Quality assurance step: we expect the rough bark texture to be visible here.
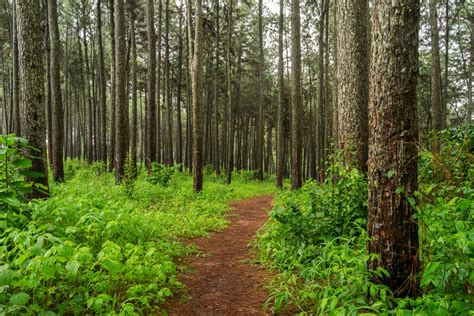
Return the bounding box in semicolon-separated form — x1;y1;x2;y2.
290;0;302;190
48;0;64;182
429;0;443;132
192;0;204;193
114;0;128;181
108;0;116;172
97;0;107;163
336;0;369;170
276;0;285;188
12;0;20;136
146;0;156;168
469;13;473;123
368;0;420;297
130;2;138;176
16;0;49;198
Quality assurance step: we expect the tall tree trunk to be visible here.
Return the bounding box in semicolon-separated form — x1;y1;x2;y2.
276;0;285;188
336;0;369;170
97;0;107;163
48;0;64;182
44;0;53;170
256;0;265;180
290;0;302;190
12;0;20;136
443;0;449;129
176;2;184;171
368;0;420;297
213;0;221;175
429;0;443;134
192;0;204;192
108;0;116;172
165;0;173;166
468;13;473;123
16;0;49;198
157;0;163;163
130;0;138;176
226;0;234;185
146;0;156;168
114;0;128;181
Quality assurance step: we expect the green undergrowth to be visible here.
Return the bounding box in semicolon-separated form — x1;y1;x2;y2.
0;141;275;315
254;125;473;315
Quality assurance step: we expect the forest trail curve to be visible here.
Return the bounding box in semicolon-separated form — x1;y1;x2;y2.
165;195;274;315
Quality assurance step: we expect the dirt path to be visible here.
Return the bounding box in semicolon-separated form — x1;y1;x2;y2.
165;195;274;315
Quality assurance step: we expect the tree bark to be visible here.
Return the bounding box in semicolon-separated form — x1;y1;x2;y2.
97;0;107;163
290;0;302;190
48;0;64;182
368;0;420;297
146;0;157;168
429;0;443;133
192;0;204;192
336;0;369;170
114;0;128;181
16;0;49;198
276;0;285;188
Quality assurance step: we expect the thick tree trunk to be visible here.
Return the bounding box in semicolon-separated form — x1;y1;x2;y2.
336;0;369;170
368;0;420;297
16;0;49;198
48;0;64;182
290;0;302;190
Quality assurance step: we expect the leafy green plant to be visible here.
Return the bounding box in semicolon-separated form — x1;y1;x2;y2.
147;162;175;187
255;127;473;314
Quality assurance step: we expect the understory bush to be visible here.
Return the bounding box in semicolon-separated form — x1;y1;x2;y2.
254;125;473;315
0;136;276;315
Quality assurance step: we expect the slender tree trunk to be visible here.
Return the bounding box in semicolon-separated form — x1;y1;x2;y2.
368;0;420;297
213;0;221;175
226;0;234;185
290;0;302;190
176;2;184;171
108;0;116;172
12;0;20;136
276;0;285;188
429;0;443;134
146;0;156;168
192;0;204;192
114;0;128;181
97;0;107;163
336;0;369;170
130;0;138;177
16;0;49;198
44;0;53;170
256;0;265;180
165;0;173;166
48;0;64;182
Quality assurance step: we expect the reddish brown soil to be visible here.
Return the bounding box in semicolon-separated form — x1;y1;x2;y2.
165;195;274;315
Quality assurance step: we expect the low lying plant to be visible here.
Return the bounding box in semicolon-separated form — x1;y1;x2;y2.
254;125;473;315
0;138;276;314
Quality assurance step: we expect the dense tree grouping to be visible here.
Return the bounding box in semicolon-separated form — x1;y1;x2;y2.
0;0;472;303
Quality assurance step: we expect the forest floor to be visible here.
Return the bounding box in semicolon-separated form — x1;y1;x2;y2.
165;195;274;315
